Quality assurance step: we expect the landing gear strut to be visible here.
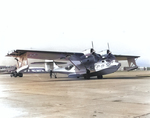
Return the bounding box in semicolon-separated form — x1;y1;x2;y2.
84;69;90;79
54;74;57;78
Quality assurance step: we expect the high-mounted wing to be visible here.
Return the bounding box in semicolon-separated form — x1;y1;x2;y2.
114;54;140;60
6;49;84;72
6;49;84;61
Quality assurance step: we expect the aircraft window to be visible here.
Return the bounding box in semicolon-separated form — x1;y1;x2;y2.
65;65;74;70
106;59;111;62
115;60;118;62
102;60;104;63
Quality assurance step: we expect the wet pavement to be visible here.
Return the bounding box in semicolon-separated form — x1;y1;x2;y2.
0;71;150;118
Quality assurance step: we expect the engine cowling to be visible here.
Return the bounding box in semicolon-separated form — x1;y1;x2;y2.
82;48;95;57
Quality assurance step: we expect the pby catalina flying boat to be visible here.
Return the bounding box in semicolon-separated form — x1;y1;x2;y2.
6;43;140;79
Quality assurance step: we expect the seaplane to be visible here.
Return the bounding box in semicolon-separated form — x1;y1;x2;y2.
6;43;140;79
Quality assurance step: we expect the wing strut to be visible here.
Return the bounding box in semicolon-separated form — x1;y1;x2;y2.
68;58;80;70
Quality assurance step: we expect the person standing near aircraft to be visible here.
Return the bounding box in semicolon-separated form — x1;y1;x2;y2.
50;70;52;78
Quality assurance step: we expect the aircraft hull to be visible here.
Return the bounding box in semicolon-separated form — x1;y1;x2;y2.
68;63;121;78
90;63;121;77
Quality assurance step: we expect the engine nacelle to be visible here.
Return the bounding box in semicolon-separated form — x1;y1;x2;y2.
82;48;95;57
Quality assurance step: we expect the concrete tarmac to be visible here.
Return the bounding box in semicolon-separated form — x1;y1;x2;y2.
0;71;150;118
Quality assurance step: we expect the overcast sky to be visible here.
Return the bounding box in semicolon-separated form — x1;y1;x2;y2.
0;0;150;66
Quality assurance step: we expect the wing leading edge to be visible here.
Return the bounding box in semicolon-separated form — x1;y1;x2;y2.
114;54;140;60
7;49;140;60
6;49;84;61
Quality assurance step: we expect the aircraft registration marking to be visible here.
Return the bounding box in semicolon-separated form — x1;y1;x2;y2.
28;53;38;57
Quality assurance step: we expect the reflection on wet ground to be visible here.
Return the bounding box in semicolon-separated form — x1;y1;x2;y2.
0;71;150;118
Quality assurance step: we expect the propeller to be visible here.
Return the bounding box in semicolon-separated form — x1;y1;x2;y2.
107;43;110;50
107;43;111;54
92;41;94;49
91;41;95;53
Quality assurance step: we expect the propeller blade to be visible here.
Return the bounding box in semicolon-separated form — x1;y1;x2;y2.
107;43;110;50
92;41;94;49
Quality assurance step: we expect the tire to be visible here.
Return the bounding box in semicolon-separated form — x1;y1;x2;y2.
14;72;18;77
18;73;23;77
84;75;90;79
97;75;103;79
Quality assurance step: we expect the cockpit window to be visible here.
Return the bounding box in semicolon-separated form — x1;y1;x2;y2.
106;53;116;60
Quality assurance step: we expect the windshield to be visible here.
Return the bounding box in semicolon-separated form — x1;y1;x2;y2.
106;53;116;60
